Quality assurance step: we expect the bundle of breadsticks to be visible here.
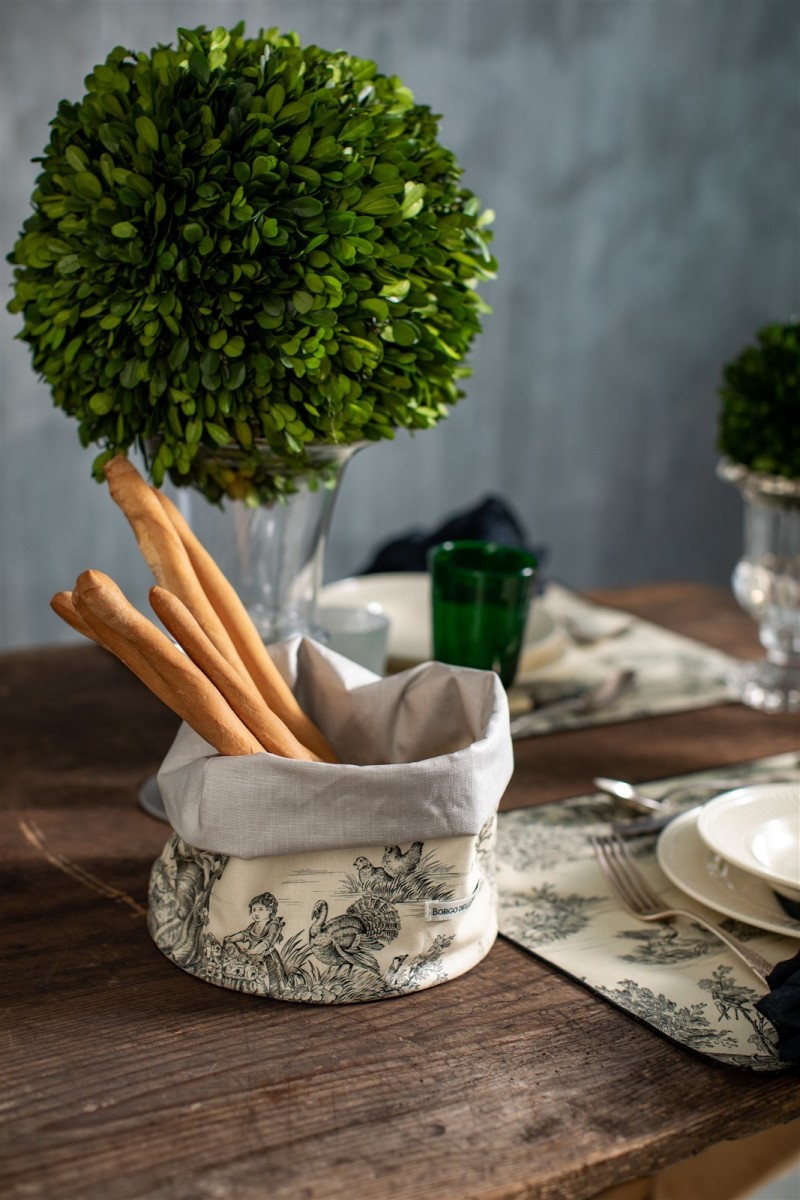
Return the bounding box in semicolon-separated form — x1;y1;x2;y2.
51;456;338;765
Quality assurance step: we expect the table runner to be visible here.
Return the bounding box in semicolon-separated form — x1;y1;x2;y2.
496;753;800;1071
512;583;736;734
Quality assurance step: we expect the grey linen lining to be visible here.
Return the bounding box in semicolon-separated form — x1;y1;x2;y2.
157;638;513;858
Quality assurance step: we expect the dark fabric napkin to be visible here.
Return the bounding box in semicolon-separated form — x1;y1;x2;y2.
358;494;546;577
755;949;800;1065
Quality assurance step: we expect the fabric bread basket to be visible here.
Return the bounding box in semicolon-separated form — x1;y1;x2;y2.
148;637;513;1004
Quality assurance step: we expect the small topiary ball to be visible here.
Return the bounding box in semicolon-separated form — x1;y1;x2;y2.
717;319;800;481
7;24;496;504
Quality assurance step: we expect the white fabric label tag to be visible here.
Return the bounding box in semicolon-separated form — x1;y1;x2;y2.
425;881;481;922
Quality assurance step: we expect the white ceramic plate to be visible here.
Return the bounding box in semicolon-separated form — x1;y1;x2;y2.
656;807;800;939
696;783;800;901
320;572;567;670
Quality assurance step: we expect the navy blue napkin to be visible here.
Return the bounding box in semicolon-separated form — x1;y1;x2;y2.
755;949;800;1065
775;891;800;921
359;494;546;578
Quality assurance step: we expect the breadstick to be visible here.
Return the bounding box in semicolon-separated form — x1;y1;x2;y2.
153;487;338;764
150;586;319;762
103;457;251;682
72;570;264;757
50;591;99;643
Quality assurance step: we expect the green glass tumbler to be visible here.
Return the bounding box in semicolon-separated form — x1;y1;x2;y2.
429;540;539;686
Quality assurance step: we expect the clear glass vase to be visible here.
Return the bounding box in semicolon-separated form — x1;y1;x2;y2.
719;460;800;713
168;442;363;644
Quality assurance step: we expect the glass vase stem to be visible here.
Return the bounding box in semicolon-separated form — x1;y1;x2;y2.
170;443;362;644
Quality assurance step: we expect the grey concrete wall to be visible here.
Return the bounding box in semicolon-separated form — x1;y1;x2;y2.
2;0;798;647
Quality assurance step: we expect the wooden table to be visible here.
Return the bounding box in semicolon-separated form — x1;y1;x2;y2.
2;583;799;1200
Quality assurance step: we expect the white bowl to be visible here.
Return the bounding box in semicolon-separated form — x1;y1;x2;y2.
696;783;800;902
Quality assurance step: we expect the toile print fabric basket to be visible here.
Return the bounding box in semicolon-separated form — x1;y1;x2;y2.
148;638;513;1004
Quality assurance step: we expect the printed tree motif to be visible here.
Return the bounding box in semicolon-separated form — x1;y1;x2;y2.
596;979;738;1052
385;934;455;992
148;835;228;970
501;883;603;946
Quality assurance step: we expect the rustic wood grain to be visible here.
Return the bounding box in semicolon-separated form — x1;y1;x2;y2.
2;584;799;1200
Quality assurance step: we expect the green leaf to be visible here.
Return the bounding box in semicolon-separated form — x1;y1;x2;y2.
354;190;400;216
89;392;114;414
112;221;136;239
289;126;312;163
177;27;204;53
98;124;121;153
291;165;321;186
234;419;253;447
182;223;204;244
169;337;190;370
361;298;389;320
135;115;160;151
400;181;426;218
154;191;167;223
188;49;211;85
392;320;418;346
252;155;277;177
266;83;285;116
379;278;411;301
73;171;103;200
292;291;314;314
120;359;140;389
278;100;310;124
65;146;88;172
286;196;323;218
227;361;246;389
205;421;231;446
223;336;245;357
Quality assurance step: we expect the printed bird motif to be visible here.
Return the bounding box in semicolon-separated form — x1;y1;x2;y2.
385;955;409;989
308;897;400;977
353;856;394;891
382;841;423;878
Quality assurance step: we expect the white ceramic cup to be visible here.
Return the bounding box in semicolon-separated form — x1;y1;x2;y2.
318;604;390;676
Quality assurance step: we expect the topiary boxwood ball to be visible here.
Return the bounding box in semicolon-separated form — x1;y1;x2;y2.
718;320;800;481
8;24;496;503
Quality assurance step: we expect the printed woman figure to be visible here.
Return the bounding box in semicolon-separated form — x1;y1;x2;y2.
223;892;288;995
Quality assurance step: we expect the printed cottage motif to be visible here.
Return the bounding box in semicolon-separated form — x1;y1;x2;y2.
148;817;498;1004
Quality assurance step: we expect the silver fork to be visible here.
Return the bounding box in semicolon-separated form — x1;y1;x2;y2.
591;832;774;987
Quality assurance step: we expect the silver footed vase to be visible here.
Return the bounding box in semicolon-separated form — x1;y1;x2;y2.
719;459;800;713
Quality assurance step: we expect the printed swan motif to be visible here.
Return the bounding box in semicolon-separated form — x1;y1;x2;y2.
309;896;400;976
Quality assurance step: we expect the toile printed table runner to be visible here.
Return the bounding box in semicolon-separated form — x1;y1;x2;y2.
496;753;800;1071
512;583;736;734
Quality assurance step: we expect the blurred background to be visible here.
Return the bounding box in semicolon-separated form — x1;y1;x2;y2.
2;0;798;648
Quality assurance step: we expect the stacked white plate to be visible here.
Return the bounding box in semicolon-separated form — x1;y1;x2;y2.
657;783;800;938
